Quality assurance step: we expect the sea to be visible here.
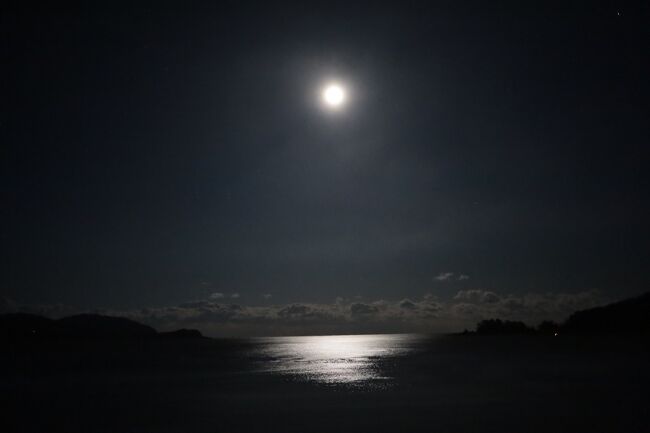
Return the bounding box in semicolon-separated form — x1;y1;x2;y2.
2;334;648;433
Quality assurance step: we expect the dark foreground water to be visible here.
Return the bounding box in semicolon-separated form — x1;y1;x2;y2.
2;334;649;433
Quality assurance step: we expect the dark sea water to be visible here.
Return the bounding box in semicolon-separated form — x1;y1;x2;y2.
3;334;649;433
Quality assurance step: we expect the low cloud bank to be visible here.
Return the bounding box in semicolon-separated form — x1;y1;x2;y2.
1;289;607;337
109;289;607;337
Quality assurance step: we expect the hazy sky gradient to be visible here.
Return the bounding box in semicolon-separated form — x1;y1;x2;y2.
2;2;648;327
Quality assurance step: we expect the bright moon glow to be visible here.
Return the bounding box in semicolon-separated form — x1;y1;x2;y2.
322;83;346;108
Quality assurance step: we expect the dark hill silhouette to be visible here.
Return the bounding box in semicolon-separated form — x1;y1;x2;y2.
466;292;650;336
474;319;536;335
0;313;202;341
562;292;650;335
159;328;204;339
56;314;157;339
0;313;56;339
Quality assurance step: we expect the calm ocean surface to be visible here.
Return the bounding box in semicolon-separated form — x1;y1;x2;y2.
248;334;425;385
3;334;649;433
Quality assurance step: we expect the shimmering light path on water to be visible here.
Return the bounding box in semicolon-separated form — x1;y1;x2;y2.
249;334;424;385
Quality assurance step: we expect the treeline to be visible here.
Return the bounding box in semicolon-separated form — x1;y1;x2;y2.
465;292;650;336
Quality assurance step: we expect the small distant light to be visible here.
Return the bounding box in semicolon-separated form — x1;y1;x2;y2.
554;332;558;337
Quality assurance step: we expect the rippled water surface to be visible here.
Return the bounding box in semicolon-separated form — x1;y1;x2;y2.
4;334;649;433
249;334;424;385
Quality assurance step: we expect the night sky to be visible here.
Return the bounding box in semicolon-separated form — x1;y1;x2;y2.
2;1;649;334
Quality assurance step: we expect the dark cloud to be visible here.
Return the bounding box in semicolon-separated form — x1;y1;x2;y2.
349;303;380;318
1;289;609;337
127;289;610;336
277;304;335;322
454;289;500;304
448;290;606;325
0;297;77;318
0;297;17;314
399;299;417;310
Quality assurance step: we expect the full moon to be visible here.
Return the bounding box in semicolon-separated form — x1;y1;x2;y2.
322;83;346;109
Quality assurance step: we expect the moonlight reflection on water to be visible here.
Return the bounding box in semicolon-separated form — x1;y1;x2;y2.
250;334;423;385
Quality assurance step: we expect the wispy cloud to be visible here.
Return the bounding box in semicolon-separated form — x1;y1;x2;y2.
454;289;499;304
435;272;470;282
435;272;454;281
